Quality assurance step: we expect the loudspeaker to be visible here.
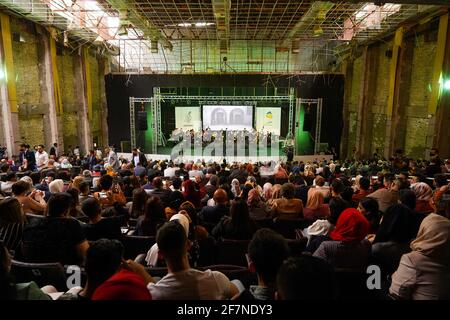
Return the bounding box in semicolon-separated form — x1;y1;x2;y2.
303;106;315;131
137;111;148;130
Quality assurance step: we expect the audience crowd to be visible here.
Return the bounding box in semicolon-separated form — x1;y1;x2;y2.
0;144;449;300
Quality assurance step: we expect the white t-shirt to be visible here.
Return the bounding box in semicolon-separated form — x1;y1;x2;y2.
35;151;49;169
133;155;140;166
147;268;232;300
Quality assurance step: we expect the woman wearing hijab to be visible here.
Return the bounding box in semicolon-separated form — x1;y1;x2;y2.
230;179;241;199
182;179;201;208
303;189;330;222
262;182;273;201
145;213;191;267
390;213;450;300
411;182;433;214
266;184;282;209
247;188;271;220
305;219;333;254
371;204;422;276
313;208;371;270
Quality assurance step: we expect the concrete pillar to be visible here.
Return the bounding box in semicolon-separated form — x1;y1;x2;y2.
0;13;20;155
77;48;92;155
37;29;60;150
98;57;109;148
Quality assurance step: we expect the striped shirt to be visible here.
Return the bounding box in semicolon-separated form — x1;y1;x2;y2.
313;239;372;270
0;222;24;251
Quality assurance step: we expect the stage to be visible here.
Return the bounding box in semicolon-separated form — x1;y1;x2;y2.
118;150;333;164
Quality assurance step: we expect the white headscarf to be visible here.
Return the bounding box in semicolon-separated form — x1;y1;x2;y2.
307;219;333;237
49;179;64;193
145;213;191;267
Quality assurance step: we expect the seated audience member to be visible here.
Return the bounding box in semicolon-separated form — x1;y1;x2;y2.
262;182;272;201
135;196;166;237
93;175;126;208
182;179;202;208
81;198;122;241
198;189;229;225
398;189;417;211
431;174;449;212
271;183;303;220
352;177;371;202
212;199;257;240
367;175;404;212
66;188;85;218
247;188;271;220
0;172;17;194
92;267;152;300
411;182;434;214
148;177;172;207
313;175;330;200
390;213;450;300
0;198;25;251
49;179;64;194
21;193;89;266
266;184;281;208
341;186;357;208
304;189;330;221
328;179;349;225
130;188;148;219
305;219;334;253
12;181;46;214
140;220;239;299
357;198;381;234
70;176;84;191
276;255;336;300
145;213;190;267
230;179;241;199
371;204;422;276
236;229;289;300
78;181;91;204
179;201;208;241
59;239;125;300
167;177;184;210
313;208;371;270
0;241;52;300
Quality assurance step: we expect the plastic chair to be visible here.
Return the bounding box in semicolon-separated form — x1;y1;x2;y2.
216;239;250;267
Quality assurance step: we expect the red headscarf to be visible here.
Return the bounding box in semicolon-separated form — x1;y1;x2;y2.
330;208;370;242
92;269;152;300
183;179;201;208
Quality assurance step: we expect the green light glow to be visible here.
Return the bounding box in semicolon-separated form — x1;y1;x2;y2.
444;80;450;90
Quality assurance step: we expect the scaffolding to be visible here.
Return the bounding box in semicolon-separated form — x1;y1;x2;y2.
129;88;297;154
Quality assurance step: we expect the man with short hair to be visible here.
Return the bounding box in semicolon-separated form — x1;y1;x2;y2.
128;220;239;299
21;192;90;265
81;198;122;241
49;143;58;158
198;188;229;224
148;176;172;207
352;176;371;202
19;144;36;171
367;174;406;212
105;146;119;170
35;145;49;171
131;148;147;168
237;229;289;300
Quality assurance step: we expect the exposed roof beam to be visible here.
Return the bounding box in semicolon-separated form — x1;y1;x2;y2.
281;1;335;47
105;0;172;50
328;0;450;4
212;0;231;53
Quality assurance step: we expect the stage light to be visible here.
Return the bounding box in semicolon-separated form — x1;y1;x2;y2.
0;68;5;80
444;80;450;90
178;23;192;27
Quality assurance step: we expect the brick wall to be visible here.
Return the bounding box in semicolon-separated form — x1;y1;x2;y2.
404;34;436;158
342;21;443;159
0;14;108;154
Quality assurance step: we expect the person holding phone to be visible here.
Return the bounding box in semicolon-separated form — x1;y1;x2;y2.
12;180;47;214
93;175;126;208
